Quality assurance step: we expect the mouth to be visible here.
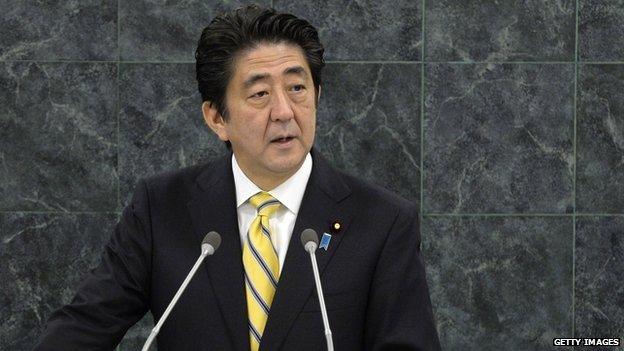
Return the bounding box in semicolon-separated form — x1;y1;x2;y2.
271;136;295;144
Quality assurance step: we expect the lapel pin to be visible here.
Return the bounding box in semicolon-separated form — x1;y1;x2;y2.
319;232;332;251
330;220;342;233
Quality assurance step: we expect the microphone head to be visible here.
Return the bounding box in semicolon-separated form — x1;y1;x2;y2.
300;228;319;249
202;231;222;252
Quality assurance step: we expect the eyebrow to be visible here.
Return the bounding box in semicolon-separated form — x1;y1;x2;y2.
243;66;307;88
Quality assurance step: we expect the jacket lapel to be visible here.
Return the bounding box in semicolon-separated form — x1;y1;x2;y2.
186;153;249;351
260;150;354;351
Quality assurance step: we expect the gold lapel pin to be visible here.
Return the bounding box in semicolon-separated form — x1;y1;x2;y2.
330;220;341;233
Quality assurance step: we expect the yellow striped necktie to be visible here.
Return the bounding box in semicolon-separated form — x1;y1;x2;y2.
243;191;281;351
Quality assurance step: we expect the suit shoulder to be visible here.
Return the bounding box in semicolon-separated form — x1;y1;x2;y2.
143;162;206;189
339;170;416;215
132;160;215;205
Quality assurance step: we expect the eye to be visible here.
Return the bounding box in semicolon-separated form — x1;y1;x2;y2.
291;84;305;92
251;91;268;98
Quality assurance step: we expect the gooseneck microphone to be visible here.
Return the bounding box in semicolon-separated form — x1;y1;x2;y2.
300;229;334;351
142;231;222;351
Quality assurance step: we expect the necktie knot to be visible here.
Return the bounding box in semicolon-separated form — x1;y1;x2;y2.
249;191;281;218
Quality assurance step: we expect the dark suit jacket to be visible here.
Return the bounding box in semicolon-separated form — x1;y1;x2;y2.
34;150;440;350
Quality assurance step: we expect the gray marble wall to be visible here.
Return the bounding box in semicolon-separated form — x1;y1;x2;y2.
1;1;622;350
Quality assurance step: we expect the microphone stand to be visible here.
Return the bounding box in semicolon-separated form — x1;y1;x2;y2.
305;243;334;351
142;242;217;351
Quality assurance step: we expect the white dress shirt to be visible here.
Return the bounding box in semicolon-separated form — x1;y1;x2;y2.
232;153;313;274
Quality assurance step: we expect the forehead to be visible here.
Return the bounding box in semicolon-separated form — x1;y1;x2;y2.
230;42;311;84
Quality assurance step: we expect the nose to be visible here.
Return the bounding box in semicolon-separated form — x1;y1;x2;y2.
270;89;295;122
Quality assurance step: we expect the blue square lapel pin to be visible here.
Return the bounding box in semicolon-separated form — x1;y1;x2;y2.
319;232;332;250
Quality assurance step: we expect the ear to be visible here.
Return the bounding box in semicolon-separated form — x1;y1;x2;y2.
202;101;229;142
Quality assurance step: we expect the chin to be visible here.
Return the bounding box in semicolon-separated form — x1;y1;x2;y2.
266;153;306;174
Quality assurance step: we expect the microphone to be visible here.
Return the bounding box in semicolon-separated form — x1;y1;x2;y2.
300;229;334;351
142;231;222;351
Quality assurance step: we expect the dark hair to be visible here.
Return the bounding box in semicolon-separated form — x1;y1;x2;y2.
195;4;325;122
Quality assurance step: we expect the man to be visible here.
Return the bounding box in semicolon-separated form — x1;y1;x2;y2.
34;5;440;350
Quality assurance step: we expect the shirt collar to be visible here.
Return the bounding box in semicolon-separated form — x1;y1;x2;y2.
232;153;313;215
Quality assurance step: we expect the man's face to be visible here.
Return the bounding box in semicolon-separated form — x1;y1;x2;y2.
206;42;317;186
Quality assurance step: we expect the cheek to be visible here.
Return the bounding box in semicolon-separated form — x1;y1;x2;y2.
295;100;316;124
303;116;316;133
231;116;269;146
295;107;316;143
